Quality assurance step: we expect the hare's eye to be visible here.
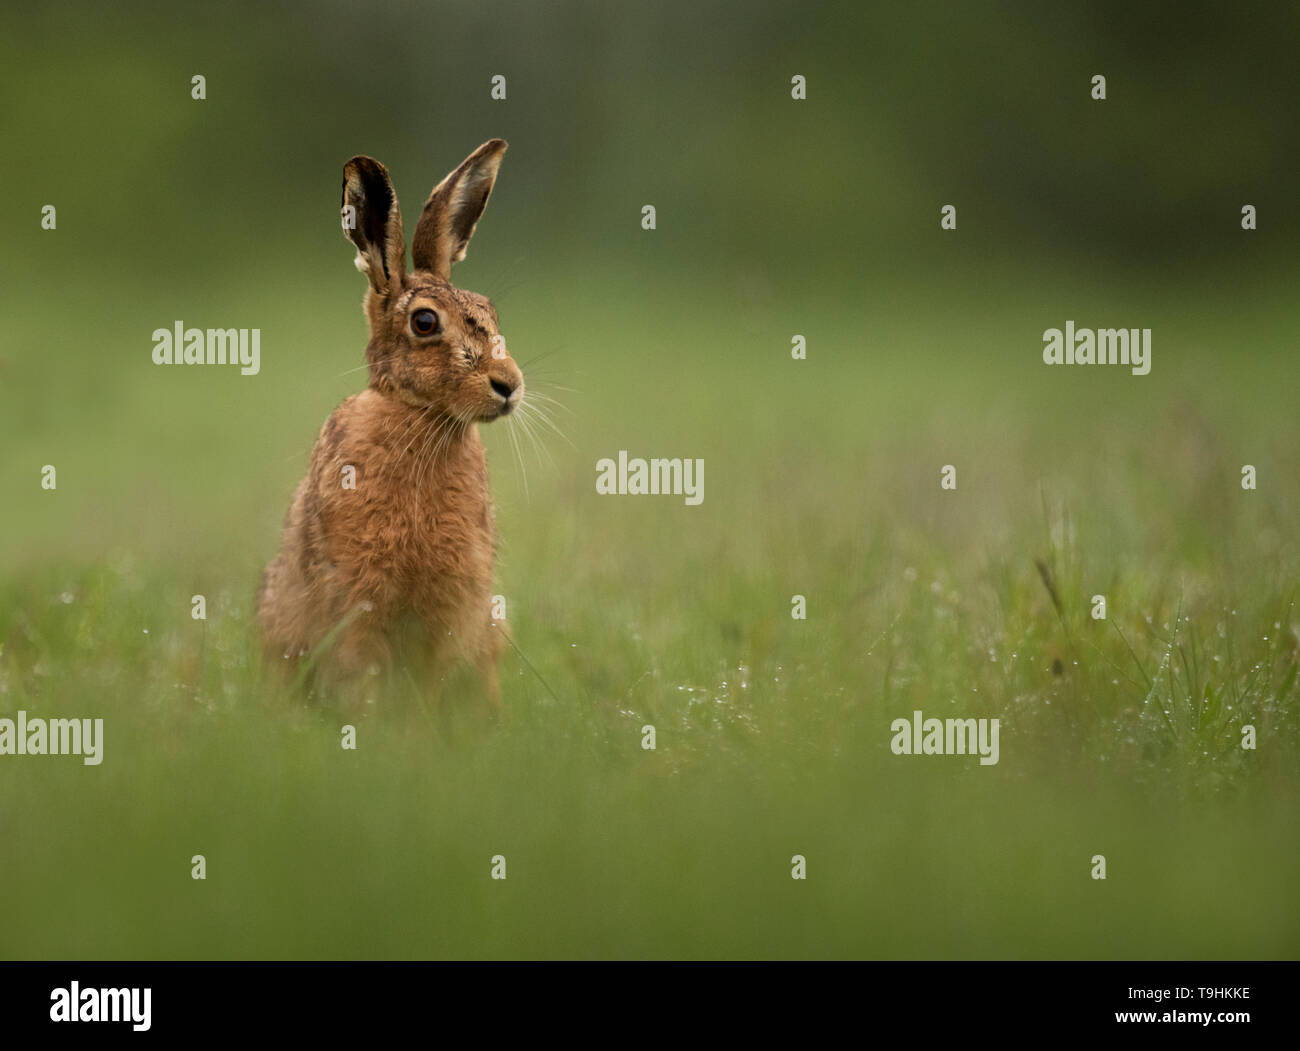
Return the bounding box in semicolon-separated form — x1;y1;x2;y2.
411;309;440;336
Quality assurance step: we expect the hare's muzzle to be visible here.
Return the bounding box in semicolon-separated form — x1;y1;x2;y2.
487;360;524;416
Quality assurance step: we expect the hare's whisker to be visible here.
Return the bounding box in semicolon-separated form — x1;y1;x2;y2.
505;415;529;498
523;390;576;414
515;347;567;370
336;353;403;379
520;401;574;449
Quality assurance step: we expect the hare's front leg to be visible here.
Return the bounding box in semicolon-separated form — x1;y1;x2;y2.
317;607;392;712
476;620;506;715
425;615;503;727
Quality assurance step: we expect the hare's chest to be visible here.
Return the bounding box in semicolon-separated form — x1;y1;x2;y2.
375;451;494;584
395;483;488;568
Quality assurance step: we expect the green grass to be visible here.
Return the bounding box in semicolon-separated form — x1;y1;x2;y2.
2;260;1298;959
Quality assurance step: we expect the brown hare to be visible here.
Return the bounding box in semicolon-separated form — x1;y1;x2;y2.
257;139;522;711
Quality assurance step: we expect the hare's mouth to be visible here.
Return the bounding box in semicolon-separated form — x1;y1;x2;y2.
483;387;523;421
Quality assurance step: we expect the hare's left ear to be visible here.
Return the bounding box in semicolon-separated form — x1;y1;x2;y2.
411;139;507;280
342;156;406;293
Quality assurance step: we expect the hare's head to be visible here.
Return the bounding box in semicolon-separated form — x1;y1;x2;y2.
341;139;523;422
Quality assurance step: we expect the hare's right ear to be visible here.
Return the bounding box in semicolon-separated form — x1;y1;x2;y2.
341;156;406;293
411;139;507;280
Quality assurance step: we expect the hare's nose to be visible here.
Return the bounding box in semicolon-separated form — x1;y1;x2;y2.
490;378;516;401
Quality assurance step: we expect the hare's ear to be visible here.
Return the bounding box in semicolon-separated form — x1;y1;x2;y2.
411;139;507;280
341;156;406;293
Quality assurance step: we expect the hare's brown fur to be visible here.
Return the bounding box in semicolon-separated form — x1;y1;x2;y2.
257;140;521;707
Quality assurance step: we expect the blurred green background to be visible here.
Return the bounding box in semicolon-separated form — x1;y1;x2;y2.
1;0;1297;959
